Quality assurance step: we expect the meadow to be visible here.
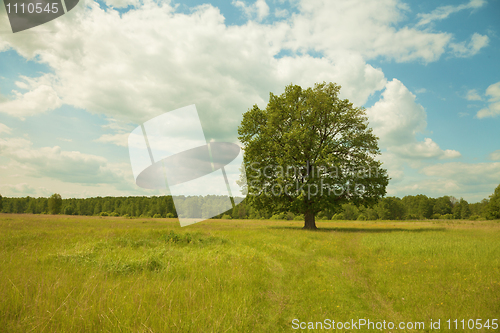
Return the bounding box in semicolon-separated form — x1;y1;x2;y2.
1;214;499;332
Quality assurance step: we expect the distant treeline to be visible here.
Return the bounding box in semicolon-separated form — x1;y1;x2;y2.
0;186;499;220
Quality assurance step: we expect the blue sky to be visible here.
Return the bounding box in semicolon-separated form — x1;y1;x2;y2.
0;0;499;202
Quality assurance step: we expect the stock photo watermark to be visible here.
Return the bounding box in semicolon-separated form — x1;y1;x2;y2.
3;0;79;33
245;162;380;199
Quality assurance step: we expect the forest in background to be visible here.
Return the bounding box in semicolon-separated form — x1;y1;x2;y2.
1;183;499;221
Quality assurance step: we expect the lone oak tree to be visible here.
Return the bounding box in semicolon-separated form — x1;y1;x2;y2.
238;82;389;229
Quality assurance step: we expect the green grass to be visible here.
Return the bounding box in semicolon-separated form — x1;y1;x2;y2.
1;214;499;332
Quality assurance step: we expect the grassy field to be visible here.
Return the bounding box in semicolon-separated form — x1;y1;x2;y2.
1;214;499;332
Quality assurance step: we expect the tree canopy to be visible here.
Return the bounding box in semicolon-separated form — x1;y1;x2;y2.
238;82;389;229
485;184;500;220
48;193;63;215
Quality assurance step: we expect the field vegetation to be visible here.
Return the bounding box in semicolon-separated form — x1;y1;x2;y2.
1;214;499;332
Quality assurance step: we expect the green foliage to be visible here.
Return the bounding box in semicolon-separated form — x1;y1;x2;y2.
332;213;344;220
364;207;378;220
221;214;232;220
316;211;329;220
357;214;366;221
153;214;162;218
452;198;471;219
48;193;62;215
470;199;489;218
63;206;74;215
433;196;453;215
376;197;404;220
0;194;2;212
402;194;433;219
341;203;359;220
485;184;500;220
238;82;388;229
0;185;498;222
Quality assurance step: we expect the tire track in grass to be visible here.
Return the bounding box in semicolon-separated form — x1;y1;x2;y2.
335;231;407;325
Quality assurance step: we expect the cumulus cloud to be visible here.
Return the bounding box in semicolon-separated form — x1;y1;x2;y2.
0;84;62;120
103;0;140;9
0;123;12;134
0;0;488;134
384;161;500;202
377;151;405;183
389;138;462;160
422;162;500;187
0;1;393;142
366;79;461;159
95;133;130;147
366;79;426;146
476;81;500;118
274;8;289;18
450;33;489;58
489;150;500;161
416;0;487;26
0;183;50;196
283;0;453;63
233;0;270;21
466;89;482;101
0;137;130;186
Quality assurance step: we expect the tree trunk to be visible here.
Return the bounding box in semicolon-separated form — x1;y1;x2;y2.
303;210;317;230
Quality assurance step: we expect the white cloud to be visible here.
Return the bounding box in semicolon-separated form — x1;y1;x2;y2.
0;137;130;186
233;0;270;21
273;53;387;106
0;123;12;134
0;1;392;140
489;150;500;161
466;89;482;101
389;138;461;160
0;183;50;196
0;0;489;129
450;33;489;58
95;133;130;147
384;161;500;202
416;0;487;26
103;0;140;9
422;162;500;187
392;179;462;197
367;79;460;159
367;79;426;147
274;8;289;18
284;0;453;63
101;118;134;132
0;84;62;120
378;151;405;183
476;81;500;118
95;118;134;147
